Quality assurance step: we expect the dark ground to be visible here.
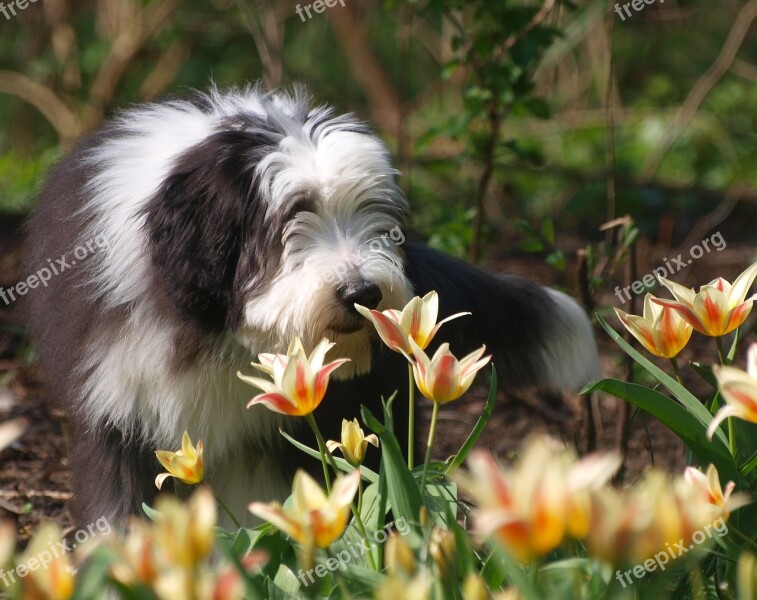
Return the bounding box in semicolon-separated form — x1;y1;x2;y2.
1;212;754;543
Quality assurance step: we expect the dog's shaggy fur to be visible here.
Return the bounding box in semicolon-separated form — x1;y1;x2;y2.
25;85;600;528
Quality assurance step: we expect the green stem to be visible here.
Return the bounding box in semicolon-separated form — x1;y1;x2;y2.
357;479;364;517
305;415;377;570
408;362;415;469
306;413;332;493
669;357;684;385
421;401;440;490
716;336;727;366
214;492;241;530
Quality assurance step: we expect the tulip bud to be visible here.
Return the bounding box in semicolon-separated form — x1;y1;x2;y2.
385;534;416;576
429;528;456;577
462;573;489;600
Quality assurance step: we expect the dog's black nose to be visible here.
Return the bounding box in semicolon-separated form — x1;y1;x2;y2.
339;280;383;311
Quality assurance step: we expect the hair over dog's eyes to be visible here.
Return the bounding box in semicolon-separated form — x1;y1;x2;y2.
286;197;315;220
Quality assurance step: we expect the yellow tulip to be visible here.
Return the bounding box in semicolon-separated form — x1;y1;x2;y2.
652;262;757;337
462;573;489;600
21;524;75;600
384;534;416;577
708;343;757;439
326;418;379;467
738;553;757;600
406;338;490;404
355;290;469;355
615;293;693;358
155;431;204;490
238;337;349;416
248;470;359;549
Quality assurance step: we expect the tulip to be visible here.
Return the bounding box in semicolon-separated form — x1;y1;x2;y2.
384;534;416;576
239;337;349;417
155;431;204;490
454;438;620;562
21;524;75;600
153;486;217;567
614;294;693;358
684;464;751;518
462;574;489;600
708;343;757;439
738;553;757;600
326;418;379;467
652;262;757;337
249;470;359;549
375;573;431;600
354;290;469;355
407;338;491;404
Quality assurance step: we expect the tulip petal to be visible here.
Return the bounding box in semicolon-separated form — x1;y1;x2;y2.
155;472;172;490
651;297;709;335
706;405;742;440
748;344;757;379
658;276;697;305
355;305;409;352
247;392;299;415
728;261;757;306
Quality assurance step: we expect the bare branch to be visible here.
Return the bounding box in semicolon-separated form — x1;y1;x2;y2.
639;0;757;182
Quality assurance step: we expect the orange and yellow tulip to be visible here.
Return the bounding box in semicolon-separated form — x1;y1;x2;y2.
615;293;693;358
708;343;757;439
248;470;359;549
455;438;620;562
355;290;469;355
238;337;349;417
652;262;757;337
155;431;204;490
406;338;490;404
684;464;751;519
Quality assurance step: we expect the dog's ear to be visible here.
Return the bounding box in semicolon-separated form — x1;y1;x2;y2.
143;127;280;331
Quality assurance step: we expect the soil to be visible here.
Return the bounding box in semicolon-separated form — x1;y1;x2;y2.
1;213;754;544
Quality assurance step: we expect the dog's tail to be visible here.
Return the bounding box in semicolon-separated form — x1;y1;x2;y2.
403;244;600;393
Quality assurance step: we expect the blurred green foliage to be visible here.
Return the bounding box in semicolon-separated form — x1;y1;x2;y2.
0;0;754;261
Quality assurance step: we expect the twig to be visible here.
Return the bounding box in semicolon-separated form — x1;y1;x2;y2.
0;71;79;141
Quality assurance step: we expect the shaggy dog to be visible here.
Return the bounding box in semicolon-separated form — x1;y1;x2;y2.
25;85;599;528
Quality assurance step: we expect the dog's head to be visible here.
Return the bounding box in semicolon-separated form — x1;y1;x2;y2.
143;88;413;376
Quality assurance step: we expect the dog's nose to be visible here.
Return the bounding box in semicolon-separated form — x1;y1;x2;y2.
339;280;383;311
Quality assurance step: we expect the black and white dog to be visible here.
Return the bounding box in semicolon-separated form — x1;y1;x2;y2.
25;85;599;529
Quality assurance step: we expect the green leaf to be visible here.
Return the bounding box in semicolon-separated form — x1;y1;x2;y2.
691;362;717;389
446;365;497;475
583;378;738;482
141;502;161;521
279;429;379;484
361;405;422;531
517;239;545;253
541;216;555;244
593;316;729;448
